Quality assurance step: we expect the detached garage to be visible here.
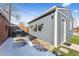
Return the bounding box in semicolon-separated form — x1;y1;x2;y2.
28;6;73;47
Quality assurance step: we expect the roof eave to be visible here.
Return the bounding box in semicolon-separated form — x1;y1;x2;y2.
28;6;57;24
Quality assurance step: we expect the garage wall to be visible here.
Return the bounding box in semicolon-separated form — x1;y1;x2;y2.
57;9;73;46
28;13;55;45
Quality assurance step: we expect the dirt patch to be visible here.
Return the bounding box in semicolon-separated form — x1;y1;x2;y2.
32;38;54;51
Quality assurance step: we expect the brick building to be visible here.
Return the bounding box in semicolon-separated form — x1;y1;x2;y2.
0;10;10;45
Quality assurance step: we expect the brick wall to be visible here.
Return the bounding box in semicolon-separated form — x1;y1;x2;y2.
0;13;10;45
73;27;79;36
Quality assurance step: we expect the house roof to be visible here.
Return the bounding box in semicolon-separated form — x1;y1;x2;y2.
0;8;10;24
28;6;69;24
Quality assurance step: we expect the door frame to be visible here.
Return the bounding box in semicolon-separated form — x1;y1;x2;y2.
61;18;67;44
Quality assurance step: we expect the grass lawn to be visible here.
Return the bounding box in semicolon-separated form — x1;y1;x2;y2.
69;36;79;45
53;46;79;56
53;36;79;56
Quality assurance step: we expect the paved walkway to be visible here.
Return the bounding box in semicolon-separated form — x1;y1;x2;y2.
0;37;55;56
59;47;69;54
62;43;79;52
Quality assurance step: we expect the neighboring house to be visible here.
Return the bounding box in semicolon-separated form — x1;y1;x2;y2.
18;22;28;33
0;9;10;45
28;6;73;47
73;26;79;36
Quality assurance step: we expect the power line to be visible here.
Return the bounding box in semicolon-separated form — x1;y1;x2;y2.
12;5;37;17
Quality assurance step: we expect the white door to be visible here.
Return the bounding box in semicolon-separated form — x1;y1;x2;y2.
62;19;66;43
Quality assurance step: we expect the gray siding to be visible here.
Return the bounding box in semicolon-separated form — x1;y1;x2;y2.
57;9;73;46
28;13;55;45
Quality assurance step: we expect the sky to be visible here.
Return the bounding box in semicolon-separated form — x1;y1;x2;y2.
11;3;79;26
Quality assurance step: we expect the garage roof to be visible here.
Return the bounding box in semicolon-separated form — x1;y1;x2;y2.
28;6;68;24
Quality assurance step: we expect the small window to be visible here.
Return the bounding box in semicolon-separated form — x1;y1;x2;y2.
62;19;65;21
38;24;43;31
5;25;8;31
38;25;41;31
34;24;37;32
51;16;53;19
